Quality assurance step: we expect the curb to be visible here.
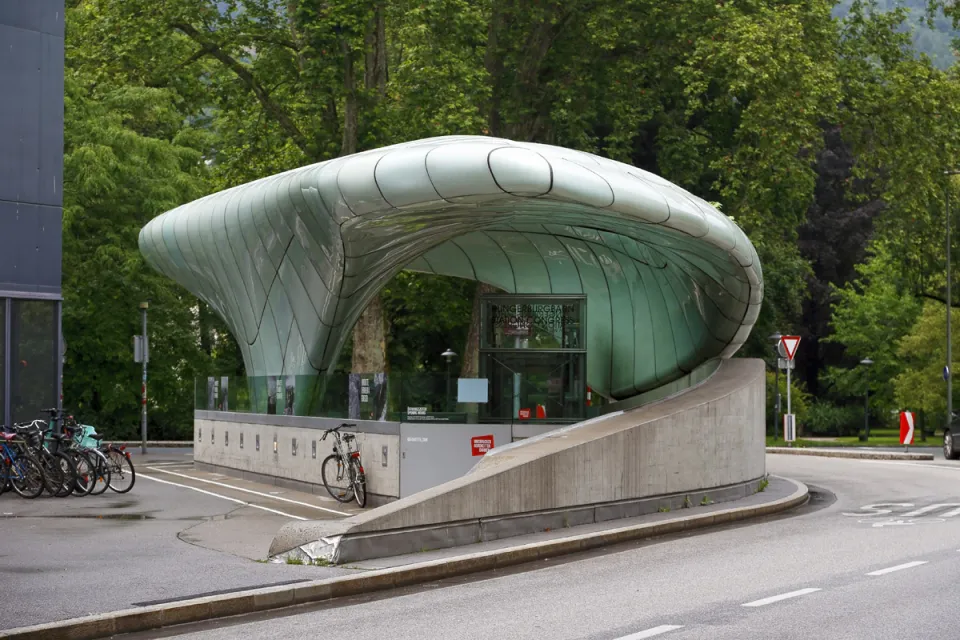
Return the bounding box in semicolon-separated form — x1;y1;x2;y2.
0;477;808;640
767;447;934;461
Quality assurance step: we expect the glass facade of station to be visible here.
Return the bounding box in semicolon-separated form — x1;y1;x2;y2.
480;295;586;423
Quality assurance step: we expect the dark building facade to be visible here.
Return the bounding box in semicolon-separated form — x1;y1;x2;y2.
0;2;64;424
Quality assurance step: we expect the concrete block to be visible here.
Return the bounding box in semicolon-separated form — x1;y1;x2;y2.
156;600;214;626
479;506;595;541
112;608;165;635
205;593;257;620
291;581;334;605
252;585;297;610
391;554;495;586
491;543;544;568
329;572;397;598
336;521;481;563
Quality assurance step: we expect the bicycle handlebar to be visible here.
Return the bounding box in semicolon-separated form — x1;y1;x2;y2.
319;423;356;440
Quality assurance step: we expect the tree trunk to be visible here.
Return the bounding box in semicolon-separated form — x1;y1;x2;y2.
347;5;391;375
198;304;212;356
460;283;498;378
364;3;387;95
351;295;388;373
340;38;359;156
484;8;503;137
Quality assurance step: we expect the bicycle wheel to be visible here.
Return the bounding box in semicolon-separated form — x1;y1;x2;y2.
321;454;354;502
351;459;367;508
89;451;111;495
39;452;64;496
106;450;135;493
71;452;95;496
9;455;45;499
53;452;78;498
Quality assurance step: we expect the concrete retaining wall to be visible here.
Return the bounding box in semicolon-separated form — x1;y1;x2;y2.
193;415;402;499
269;358;766;562
192;413;573;501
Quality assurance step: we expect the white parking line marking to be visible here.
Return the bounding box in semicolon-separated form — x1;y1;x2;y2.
617;625;684;639
138;473;307;520
742;588;821;607
866;561;928;576
145;467;350;516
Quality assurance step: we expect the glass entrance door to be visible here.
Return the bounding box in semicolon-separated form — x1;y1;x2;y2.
480;351;585;423
479;294;587;423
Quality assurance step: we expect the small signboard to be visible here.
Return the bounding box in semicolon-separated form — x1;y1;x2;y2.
471;434;494;457
900;411;915;445
503;316;532;336
784;414;796;442
133;335;149;363
777;358;795;370
403;410;467;423
518;408;532;420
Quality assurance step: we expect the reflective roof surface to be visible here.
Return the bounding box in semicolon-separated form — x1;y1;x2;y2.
139;136;762;399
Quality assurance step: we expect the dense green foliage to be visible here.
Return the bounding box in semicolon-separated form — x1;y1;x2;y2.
59;0;960;437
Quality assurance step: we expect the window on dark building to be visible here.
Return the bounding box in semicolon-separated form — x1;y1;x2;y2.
10;300;58;423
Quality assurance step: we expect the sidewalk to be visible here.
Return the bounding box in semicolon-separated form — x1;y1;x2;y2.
2;476;806;640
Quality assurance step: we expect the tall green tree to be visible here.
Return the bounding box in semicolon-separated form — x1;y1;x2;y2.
61;76;220;437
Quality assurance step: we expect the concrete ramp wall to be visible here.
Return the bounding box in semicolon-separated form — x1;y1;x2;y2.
270;358;765;563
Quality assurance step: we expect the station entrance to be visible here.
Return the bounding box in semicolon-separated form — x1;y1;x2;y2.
479;295;587;423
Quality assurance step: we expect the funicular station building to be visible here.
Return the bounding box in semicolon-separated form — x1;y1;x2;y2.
140;136;763;502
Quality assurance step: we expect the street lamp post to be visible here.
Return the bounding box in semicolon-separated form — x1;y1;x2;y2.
860;357;873;442
770;333;782;440
140;301;149;455
441;348;456;412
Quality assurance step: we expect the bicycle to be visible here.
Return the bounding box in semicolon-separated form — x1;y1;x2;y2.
14;420;77;497
46;409;110;496
45;408;132;494
0;432;46;499
320;423;366;507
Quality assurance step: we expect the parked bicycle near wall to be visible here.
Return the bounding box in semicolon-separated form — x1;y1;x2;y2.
320;423;367;507
12;420;77;497
0;431;46;499
48;409;134;494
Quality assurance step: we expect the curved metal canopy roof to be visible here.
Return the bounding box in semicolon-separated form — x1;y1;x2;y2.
139;136;762;399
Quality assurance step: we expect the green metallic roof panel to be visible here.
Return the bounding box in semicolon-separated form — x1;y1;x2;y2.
139;136;763;399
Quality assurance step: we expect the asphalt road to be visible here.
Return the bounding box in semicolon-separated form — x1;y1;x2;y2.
0;448;358;630
159;454;960;640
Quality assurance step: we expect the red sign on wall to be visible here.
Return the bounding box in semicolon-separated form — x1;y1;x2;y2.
471;434;494;456
518;408;532;420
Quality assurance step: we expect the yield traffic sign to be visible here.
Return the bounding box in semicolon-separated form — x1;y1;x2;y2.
780;335;801;361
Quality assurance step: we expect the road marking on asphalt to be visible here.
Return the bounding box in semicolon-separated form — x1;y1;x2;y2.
138;472;308;520
902;504;960;517
866;561;928;576
742;588;821;607
616;625;684;639
145;467;350;516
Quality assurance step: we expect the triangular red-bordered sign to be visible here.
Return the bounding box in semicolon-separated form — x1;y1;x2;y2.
781;335;801;360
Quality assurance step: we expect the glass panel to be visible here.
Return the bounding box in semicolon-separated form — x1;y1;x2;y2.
479;351;585;422
0;300;5;419
10;299;58;423
484;299;584;349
